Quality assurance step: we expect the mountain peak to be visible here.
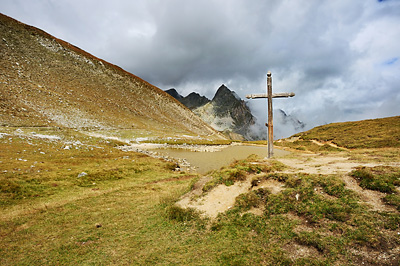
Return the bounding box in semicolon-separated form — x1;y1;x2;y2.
165;85;258;140
181;92;210;110
211;85;245;113
165;88;183;100
165;89;210;110
212;84;233;103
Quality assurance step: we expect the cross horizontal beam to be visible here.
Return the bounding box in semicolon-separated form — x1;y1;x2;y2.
245;92;295;99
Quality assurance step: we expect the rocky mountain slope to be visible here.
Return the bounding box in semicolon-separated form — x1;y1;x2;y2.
273;109;306;139
181;92;210;110
166;85;257;140
0;13;225;142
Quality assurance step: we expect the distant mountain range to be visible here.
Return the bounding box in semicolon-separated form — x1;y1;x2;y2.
0;13;226;142
166;85;258;140
166;86;306;140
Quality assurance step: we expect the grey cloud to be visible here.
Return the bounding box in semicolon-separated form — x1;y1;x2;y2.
1;0;399;138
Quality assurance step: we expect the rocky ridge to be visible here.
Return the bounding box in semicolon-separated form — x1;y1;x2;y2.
166;85;257;140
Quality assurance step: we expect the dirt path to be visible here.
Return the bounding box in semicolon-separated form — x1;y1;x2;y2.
278;154;381;175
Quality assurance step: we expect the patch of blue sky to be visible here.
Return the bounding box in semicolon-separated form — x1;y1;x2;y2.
383;57;399;65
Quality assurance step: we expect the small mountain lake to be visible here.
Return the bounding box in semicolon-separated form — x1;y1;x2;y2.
154;145;290;174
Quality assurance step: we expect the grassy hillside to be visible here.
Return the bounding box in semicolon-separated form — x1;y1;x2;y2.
1;117;399;265
292;116;400;149
0;13;225;142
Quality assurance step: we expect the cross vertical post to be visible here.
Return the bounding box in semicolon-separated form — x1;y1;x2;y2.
246;71;295;159
267;71;273;158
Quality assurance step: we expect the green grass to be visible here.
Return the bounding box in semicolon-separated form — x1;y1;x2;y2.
212;171;400;264
384;194;400;211
350;166;400;193
261;173;359;223
202;155;286;192
0;127;174;207
1;126;400;265
350;166;400;214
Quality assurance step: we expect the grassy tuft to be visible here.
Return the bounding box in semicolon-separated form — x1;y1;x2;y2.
234;188;269;210
202;156;284;192
383;194;400;211
350;166;400;193
165;205;201;222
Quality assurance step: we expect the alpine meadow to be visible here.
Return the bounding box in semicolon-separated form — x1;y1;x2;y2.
1;13;400;266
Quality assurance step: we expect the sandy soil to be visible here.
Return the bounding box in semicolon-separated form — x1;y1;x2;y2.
177;151;398;218
177;179;251;218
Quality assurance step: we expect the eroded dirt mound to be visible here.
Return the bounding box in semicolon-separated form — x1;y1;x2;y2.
177;152;398;218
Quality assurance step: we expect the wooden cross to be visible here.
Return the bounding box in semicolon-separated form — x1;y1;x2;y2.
246;71;295;158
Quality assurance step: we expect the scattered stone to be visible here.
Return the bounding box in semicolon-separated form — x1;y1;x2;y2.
78;172;88;178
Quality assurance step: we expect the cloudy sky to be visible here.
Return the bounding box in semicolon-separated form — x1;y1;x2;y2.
2;0;400;137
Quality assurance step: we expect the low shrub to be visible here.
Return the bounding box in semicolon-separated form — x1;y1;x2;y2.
267;173;290;182
264;174;357;223
235;188;270;210
295;231;326;253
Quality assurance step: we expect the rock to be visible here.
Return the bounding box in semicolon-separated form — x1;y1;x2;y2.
78;172;88;178
181;92;210;110
165;88;183;101
193;85;256;140
166;89;210;110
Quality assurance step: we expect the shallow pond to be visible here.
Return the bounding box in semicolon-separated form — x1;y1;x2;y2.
155;145;290;174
